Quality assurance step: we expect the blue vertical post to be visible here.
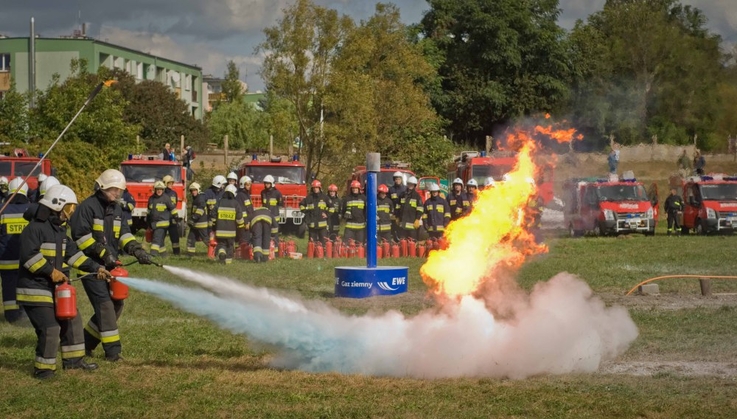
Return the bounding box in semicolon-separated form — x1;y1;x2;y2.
366;153;379;268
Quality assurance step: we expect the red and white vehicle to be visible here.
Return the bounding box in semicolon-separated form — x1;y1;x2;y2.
347;162;416;196
239;156;307;237
120;155;187;233
681;174;737;235
0;148;54;191
564;174;656;236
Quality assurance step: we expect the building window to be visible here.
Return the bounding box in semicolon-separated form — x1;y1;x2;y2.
0;54;10;71
185;74;191;91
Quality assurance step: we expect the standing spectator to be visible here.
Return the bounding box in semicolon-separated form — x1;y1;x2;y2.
299;180;332;246
236;176;254;248
447;178;471;221
161;143;172;161
342;180;367;244
664;188;684;236
422;183;450;240
261;175;284;251
326;184;341;241
210;185;244;264
186;182;208;256
466;179;479;206
162;175;181;255
147;181;176;257
388;172;406;241
693;150;706;175
607;148;618;174
676;149;692;178
396;176;424;241
182;146;196;179
169;147;177;162
377;184;394;244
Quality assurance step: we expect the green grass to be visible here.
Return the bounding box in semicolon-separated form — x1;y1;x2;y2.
3;234;737;418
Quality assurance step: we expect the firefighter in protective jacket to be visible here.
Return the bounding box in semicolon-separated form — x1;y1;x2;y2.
18;184;113;379
664;188;684;235
299;180;332;245
236;176;254;246
377;184;394;243
120;188;135;229
342;180;367;243
423;183;450;239
210;184;244;264
248;207;272;263
69;169;153;362
162;175;181;255
388;172;406;241
203;175;226;234
396;176;424;241
326;184;341;241
147;181;177;256
261;175;284;250
186;182;209;255
0;178;31;323
447;178;471;220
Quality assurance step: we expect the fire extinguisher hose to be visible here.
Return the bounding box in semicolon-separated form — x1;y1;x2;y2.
625;274;737;296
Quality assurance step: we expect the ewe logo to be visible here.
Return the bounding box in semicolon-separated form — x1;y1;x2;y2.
378;277;406;291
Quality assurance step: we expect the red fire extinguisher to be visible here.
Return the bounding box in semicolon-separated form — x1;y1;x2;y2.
55;282;77;320
287;240;296;255
357;244;365;258
279;241;287;257
109;266;130;300
417;242;426;258
145;228;153;243
400;239;408;257
315;243;324;258
377;244;383;259
325;240;333;259
208;234;217;260
307;240;315;259
391;242;400;258
438;237;448;250
382;240;390;259
408;239;416;258
349;240;357;258
269;240;276;260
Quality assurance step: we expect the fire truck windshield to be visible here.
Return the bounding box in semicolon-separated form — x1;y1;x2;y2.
596;184;648;201
700;184;737;200
472;164;514;184
121;165;181;183
13;162;43;177
0;162;11;176
246;166;305;184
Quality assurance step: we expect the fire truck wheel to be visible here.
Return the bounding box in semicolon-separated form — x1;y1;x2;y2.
568;223;583;238
695;219;706;236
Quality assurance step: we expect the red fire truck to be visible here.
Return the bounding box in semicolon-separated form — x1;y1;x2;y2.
446;150;554;204
564;174;656;237
681;174;737;235
239;156;308;237
347;161;416;195
120;155;187;233
0;148;54;191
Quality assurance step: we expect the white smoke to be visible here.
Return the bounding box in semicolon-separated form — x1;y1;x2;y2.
120;267;638;379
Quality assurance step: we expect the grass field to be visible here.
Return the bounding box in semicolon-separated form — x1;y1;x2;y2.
2;230;737;418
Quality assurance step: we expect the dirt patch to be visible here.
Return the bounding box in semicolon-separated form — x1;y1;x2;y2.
600;360;737;377
603;293;737;311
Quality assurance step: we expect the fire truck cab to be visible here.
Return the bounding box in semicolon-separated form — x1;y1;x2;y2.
681;174;737;235
564;173;656;237
120;155;187;233
0;148;54;191
348;161;416;195
239;156;307;238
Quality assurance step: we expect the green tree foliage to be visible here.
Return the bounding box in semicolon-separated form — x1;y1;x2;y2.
420;0;571;147
207;100;269;150
261;90;299;153
568;0;723;149
221;60;244;104
0;84;28;143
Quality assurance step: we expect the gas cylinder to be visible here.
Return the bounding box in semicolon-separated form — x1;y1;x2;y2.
325;240;333;259
408;239;416;258
391;242;400;258
109;266;130;300
287;240;296;255
208;235;217;260
357;244;365;258
438;237;448;250
54;282;77;320
307;240;315;259
349;241;357;258
279;241;287;257
239;243;252;260
417;242;426;258
382;240;390;259
269;240;276;260
400;239;408;257
145;228;153;243
377;245;382;259
340;243;348;258
316;243;324;258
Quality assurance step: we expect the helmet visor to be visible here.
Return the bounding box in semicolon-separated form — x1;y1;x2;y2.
61;203;78;221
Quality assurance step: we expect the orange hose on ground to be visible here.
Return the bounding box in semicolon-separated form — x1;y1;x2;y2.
626;275;737;296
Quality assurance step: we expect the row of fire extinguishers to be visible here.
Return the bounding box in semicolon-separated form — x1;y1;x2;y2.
206;237;299;261
305;237;449;259
55;266;130;320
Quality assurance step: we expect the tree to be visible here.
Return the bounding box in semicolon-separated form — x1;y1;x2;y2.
221;60;244;103
420;0;571;147
0;83;28;143
207;100;269;150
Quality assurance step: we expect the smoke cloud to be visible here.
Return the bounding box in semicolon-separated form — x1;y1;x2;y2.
120;267;637;379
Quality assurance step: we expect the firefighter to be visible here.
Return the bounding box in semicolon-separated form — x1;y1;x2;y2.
447;178;471;221
664;187;684;236
388;172;406;241
466;179;479;205
377;184;394;243
226;172;239;187
18;184;113;379
28;173;48;203
0;176;8;203
0;178;31;324
423;183;450;240
37;176;60;201
162;175;181;255
120;188;136;231
248;206;272;263
326;184;341;241
236;176;254;247
261;175;284;251
342;180;367;244
186;182;209;255
203;175;227;236
147;181;176;256
210;184;244;264
300;180;332;245
69;169;153;362
483;176;496;190
396;176;424;241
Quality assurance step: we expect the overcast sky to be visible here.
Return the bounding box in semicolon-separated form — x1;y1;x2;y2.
1;0;735;91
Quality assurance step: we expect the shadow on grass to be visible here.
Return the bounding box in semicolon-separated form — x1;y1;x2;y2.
131;357;267;373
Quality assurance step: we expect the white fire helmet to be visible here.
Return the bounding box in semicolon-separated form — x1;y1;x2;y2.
452;177;463;186
37;173;48;184
212;175;226;188
224;184;238;196
189;182;201;192
484;177;496;187
428;183;440;192
40;176;60;195
466;179;478;187
40;184;78;212
227;172;238;181
239;176;252;189
393;171;403;178
95;169;126;190
8;178;28;196
263;175;275;184
407;176;418;185
0;176;8;185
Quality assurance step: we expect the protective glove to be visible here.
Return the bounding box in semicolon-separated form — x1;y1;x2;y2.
133;248;153;265
97;267;113;282
50;269;68;283
413;219;421;229
102;252;118;270
187;220;194;228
